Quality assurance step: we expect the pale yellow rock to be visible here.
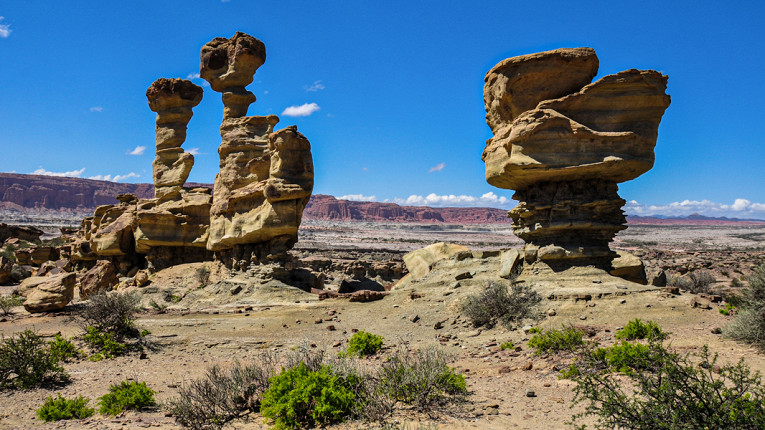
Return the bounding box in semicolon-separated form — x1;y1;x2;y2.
403;242;471;279
610;251;647;285
23;273;76;313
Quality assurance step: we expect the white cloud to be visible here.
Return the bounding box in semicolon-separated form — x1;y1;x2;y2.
282;102;320;117
185;72;209;87
362;167;368;171
304;80;325;92
428;162;446;173
393;192;513;209
90;106;103;112
31;167;86;178
339;194;376;202
128;145;146;156
625;198;765;220
88;172;140;182
187;148;200;155
0;17;11;38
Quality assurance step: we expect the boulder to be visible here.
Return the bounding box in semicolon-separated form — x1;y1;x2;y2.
18;276;51;297
610;251;648;285
403;242;470;279
0;256;13;284
79;260;118;299
498;249;522;279
23;273;76;313
10;264;33;283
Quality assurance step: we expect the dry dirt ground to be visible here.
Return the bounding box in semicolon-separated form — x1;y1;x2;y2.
1;222;765;429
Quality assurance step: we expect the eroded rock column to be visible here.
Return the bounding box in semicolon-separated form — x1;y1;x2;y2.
201;32;314;268
146;78;203;201
482;48;670;268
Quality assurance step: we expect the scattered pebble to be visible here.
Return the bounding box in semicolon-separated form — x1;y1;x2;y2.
410;314;420;323
525;389;536;397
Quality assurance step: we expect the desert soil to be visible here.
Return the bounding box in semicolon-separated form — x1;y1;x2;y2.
1;222;765;429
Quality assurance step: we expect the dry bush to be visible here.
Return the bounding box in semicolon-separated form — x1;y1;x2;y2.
725;264;765;350
77;292;140;340
461;282;541;329
688;269;716;294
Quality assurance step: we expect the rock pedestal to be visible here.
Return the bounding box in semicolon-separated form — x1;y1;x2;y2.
482;48;670;268
202;33;314;266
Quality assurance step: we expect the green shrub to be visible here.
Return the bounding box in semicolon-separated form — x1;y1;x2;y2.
48;334;82;362
591;341;655;375
0;294;24;316
83;326;126;359
345;330;384;357
0;329;68;389
499;341;515;350
377;347;467;409
461;282;541;329
78;292;140;340
725;264;765;350
260;362;360;430
719;303;736;316
97;380;156;415
616;319;667;341
528;326;585;355
37;394;94;422
569;344;765;429
167;352;286;430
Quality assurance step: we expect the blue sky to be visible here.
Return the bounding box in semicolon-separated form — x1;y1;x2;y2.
1;1;764;218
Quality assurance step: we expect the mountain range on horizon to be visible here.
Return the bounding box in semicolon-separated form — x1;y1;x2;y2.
1;173;764;225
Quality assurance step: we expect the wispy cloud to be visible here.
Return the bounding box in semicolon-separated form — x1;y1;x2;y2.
0;17;11;38
282;102;320;117
428;162;446;173
393;192;513;208
88;172;140;182
339;194;376;202
90;106;103;112
128;145;146;156
304;80;325;92
185;72;209;87
187;148;201;155
625;199;765;220
31;167;86;178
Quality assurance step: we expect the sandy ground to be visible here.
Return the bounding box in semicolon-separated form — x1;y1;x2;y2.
1;223;765;429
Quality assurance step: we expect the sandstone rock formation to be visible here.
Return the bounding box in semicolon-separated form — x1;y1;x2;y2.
147;78;203;200
403;242;470;279
482;48;670;268
202;32;314;265
22;272;75;313
79;260;118;298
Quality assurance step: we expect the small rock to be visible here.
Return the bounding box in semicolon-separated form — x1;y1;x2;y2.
139;352;148;360
711;327;722;334
522;361;533;371
230;285;242;295
327;325;336;331
579;315;587;320
434;320;444;330
690;296;712;309
664;286;680;295
498;366;512;374
314;318;323;324
619;299;627;304
547;309;556;316
410;314;420;323
645;304;652;308
455;271;473;281
525;389;536;397
332;341;342;347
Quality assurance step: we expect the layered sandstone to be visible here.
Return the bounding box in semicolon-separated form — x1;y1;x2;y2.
202;33;314;264
483;48;670;267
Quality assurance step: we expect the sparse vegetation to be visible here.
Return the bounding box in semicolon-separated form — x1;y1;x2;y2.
345;330;384;357
725;263;765;350
83;326;126;359
569;342;765;429
0;294;24;316
499;341;515;350
461;282;541;329
48;334;82;362
78;291;140;340
260;362;360;430
97;380;156;416
688;269;716;294
196;266;211;286
528;326;585;355
36;394;94;422
0;329;68;389
615;319;667;341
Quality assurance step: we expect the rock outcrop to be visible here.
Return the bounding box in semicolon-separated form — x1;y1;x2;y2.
203;32;314;265
403;242;470;279
22;272;75;313
482;48;670;268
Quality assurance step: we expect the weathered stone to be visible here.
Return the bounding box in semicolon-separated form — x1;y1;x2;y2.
30;246;58;266
10;264;33;283
403;242;470;279
0;257;12;285
79;260;118;299
482;48;670;267
610;251;647;285
0;223;43;243
23;273;76;313
650;270;667;287
498;249;522;278
134;270;149;287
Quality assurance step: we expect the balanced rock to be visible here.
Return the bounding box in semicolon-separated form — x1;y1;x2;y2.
203;33;314;264
482;48;670;267
23;272;76;313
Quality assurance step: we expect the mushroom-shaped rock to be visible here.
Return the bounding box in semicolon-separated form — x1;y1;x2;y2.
482;48;670;268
